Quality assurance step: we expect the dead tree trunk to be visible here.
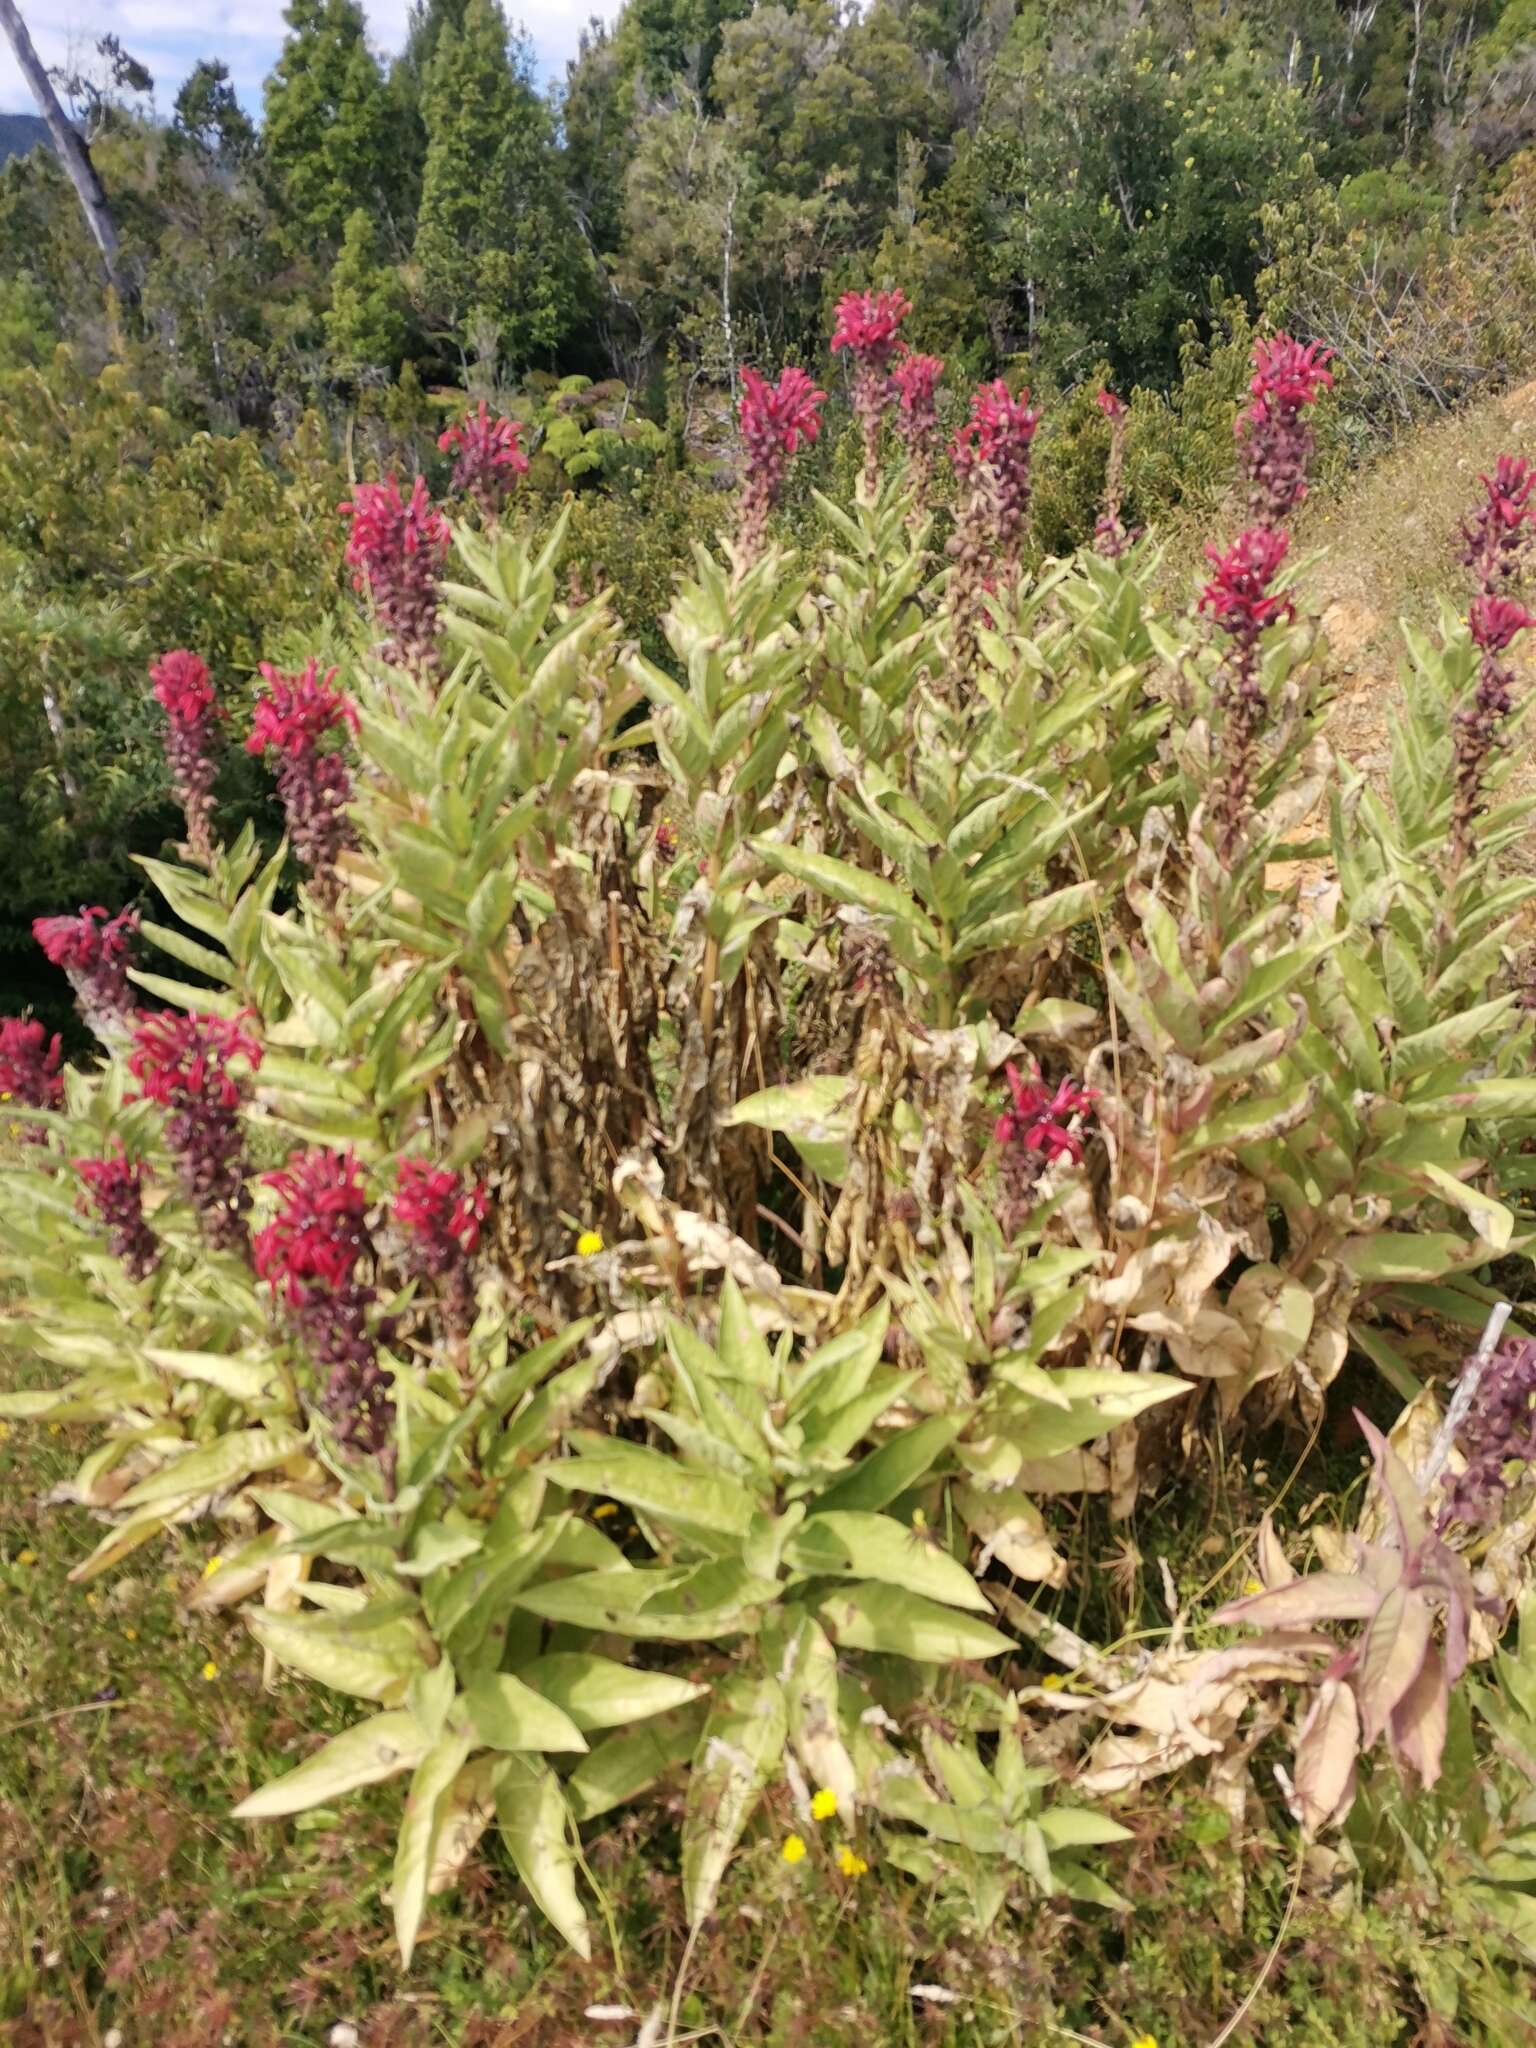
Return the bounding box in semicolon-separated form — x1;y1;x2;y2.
0;0;133;306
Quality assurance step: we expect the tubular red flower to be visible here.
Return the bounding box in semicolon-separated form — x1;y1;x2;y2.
736;366;827;559
129;1010;262;1251
75;1144;158;1281
255;1147;391;1455
32;905;138;1033
439;402;529;518
149;649;222;862
830;289;912;371
0;1017;63;1113
1199;529;1295;643
1236;334;1334;526
1095;387;1127;422
339;476;451;671
1094;388;1133;558
393;1157;487;1332
1469;593;1536;653
994;1062;1098;1166
247;661;359;895
890;348;944;498
1461;454;1536;610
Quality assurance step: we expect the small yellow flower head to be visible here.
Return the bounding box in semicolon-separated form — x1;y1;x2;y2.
202;1555;225;1579
16;1548;37;1567
592;1502;619;1520
0;1420;11;1440
47;1422;61;1435
201;1660;219;1682
836;1846;868;1878
122;1627;138;1642
1131;2035;1159;2048
810;1787;838;1822
781;1833;807;1865
1243;1577;1263;1596
911;1507;927;1530
1040;1672;1066;1691
1183;156;1196;169
576;1229;604;1258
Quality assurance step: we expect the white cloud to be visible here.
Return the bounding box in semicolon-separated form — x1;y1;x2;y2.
1;0;624;118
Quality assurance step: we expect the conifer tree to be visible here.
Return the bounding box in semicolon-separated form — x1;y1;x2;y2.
326;207;407;375
411;0;589;365
262;0;396;255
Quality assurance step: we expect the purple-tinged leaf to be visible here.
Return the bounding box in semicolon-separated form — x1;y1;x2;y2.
1356;1584;1432;1746
1256;1514;1296;1590
1354;1409;1428;1554
1293;1677;1360;1836
1388;1642;1449;1790
1213;1573;1382;1630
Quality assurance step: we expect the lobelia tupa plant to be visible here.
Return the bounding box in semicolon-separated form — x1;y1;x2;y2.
5;311;1536;1968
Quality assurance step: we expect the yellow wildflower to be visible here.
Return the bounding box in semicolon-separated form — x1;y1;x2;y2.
0;1421;11;1440
1243;1577;1263;1595
202;1555;225;1579
16;1548;37;1567
1183;156;1195;169
781;1833;807;1864
576;1229;604;1258
592;1503;619;1520
47;1422;61;1435
122;1628;138;1642
201;1660;219;1682
836;1846;868;1878
1131;2036;1159;2048
1040;1672;1066;1691
810;1788;838;1822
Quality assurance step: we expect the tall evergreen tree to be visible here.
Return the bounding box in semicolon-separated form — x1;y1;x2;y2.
412;0;590;365
326;206;407;375
261;0;396;255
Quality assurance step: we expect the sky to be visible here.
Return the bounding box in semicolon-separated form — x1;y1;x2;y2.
0;1;625;118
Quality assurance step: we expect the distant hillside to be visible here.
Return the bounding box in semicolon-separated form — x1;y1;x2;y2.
0;113;51;167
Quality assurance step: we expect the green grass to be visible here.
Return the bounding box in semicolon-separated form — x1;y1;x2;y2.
2;1413;1530;2047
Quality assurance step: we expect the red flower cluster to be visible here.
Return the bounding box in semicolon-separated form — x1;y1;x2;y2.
830;289;912;371
1094;388;1133;558
891;349;944;493
952;379;1041;569
129;1010;262;1252
995;1062;1097;1166
1236;333;1334;525
0;1017;63;1113
339;476;451;671
255;1148;392;1455
1246;335;1335;413
1469;593;1536;654
255;1148;373;1304
1463;455;1536;595
75;1145;158;1281
394;1158;487;1332
247;661;359;895
32;905;138;1034
736;366;827;558
1198;528;1295;646
1095;387;1127;422
149;649;222;862
439;402;529;518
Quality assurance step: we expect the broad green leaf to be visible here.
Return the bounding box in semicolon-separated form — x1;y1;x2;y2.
143;1347;284;1405
1337;1232;1473;1284
118;1425;302;1509
518;1653;709;1731
811;1414;963;1514
496;1759;591;1958
787;1510;990;1611
234;1711;428;1818
818;1582;1013;1663
245;1604;427;1703
681;1673;788;1928
1036;1807;1133;1849
564;1704;708;1823
723;1077;854;1184
460;1672;588;1754
779;1614;857;1814
543;1441;756;1540
394;1731;474;1966
749;837;938;946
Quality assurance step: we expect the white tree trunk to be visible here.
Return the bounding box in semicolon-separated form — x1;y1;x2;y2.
0;0;131;303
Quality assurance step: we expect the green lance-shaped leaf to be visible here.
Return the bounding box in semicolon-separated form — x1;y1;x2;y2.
786;1510;991;1612
541;1440;758;1540
723;1076;855;1185
517;1653;709;1732
818;1582;1013;1663
234;1710;429;1819
394;1731;474;1967
459;1672;588;1754
565;1704;710;1823
809;1414;964;1514
245;1604;429;1704
1036;1807;1134;1849
496;1758;591;1958
681;1672;788;1929
780;1614;858;1816
117;1425;304;1509
748;836;940;949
